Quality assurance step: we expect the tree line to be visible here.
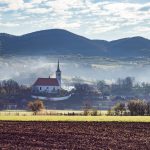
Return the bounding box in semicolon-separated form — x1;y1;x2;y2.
73;76;150;97
0;79;31;98
110;100;150;116
1;77;150;98
27;99;150;116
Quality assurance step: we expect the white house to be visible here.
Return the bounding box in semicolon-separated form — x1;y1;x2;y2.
32;60;61;94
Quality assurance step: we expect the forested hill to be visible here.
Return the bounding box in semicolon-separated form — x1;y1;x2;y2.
0;29;150;57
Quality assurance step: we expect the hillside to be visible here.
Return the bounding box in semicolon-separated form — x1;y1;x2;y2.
0;29;150;57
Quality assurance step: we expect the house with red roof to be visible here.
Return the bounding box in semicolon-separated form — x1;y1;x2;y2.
32;60;61;94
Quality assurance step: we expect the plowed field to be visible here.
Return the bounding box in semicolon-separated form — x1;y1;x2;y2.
0;122;150;150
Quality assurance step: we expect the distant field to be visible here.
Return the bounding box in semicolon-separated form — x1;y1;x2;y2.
0;110;107;116
0;110;150;122
0;115;150;122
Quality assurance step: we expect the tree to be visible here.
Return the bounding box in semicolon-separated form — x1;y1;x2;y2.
113;103;126;116
91;108;98;116
146;102;150;115
128;100;146;116
123;77;134;90
0;88;6;96
141;83;150;96
111;77;134;95
28;100;44;115
83;100;91;116
97;80;111;96
2;80;19;95
107;109;113;116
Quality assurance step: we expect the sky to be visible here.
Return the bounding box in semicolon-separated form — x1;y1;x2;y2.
0;0;150;40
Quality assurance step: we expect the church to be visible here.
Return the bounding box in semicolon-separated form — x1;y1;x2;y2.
32;60;61;94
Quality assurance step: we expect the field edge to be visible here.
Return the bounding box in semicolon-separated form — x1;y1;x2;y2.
0;116;150;122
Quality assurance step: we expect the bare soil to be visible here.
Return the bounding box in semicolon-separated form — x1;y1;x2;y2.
0;121;150;150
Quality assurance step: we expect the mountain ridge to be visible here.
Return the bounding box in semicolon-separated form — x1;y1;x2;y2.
0;29;150;57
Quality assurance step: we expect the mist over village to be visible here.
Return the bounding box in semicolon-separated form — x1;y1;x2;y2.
1;55;150;111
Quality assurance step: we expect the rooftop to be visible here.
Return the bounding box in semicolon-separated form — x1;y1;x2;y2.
33;78;59;86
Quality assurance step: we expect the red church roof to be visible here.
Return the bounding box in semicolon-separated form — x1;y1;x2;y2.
33;78;59;86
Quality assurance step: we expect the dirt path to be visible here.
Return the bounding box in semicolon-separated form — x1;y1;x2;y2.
0;122;150;150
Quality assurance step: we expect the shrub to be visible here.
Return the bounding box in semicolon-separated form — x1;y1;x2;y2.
91;109;98;116
107;109;113;116
28;100;44;115
83;109;90;116
146;102;150;115
113;103;126;116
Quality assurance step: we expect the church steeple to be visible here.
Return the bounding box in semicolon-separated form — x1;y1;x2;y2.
57;60;61;72
56;60;61;87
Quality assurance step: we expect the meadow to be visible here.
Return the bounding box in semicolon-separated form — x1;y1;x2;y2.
1;115;150;122
0;110;150;122
0;109;106;116
0;109;150;122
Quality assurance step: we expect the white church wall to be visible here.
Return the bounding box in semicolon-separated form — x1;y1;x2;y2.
36;85;60;93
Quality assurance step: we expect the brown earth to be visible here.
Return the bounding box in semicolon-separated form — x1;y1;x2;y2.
0;121;150;150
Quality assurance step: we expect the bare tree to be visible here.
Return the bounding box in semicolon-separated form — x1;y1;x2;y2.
113;103;126;116
128;100;146;116
83;100;92;116
28;100;44;115
146;102;150;115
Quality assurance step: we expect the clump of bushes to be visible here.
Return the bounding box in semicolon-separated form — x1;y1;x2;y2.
83;104;100;116
127;100;147;116
91;109;98;116
83;101;100;116
83;108;100;116
113;103;126;116
106;109;114;116
109;99;150;116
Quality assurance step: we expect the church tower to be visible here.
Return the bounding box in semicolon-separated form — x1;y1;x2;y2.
56;60;61;87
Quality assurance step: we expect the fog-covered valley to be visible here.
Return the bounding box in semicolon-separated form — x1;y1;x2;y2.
1;55;150;86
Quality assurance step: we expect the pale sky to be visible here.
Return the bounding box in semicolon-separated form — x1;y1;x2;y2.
0;0;150;40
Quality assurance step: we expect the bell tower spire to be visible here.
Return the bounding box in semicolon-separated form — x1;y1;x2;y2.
56;60;61;87
57;59;60;72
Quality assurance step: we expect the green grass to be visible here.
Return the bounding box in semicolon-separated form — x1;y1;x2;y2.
0;115;150;122
0;110;149;122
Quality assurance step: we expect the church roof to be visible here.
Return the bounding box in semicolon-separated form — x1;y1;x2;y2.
33;78;59;86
